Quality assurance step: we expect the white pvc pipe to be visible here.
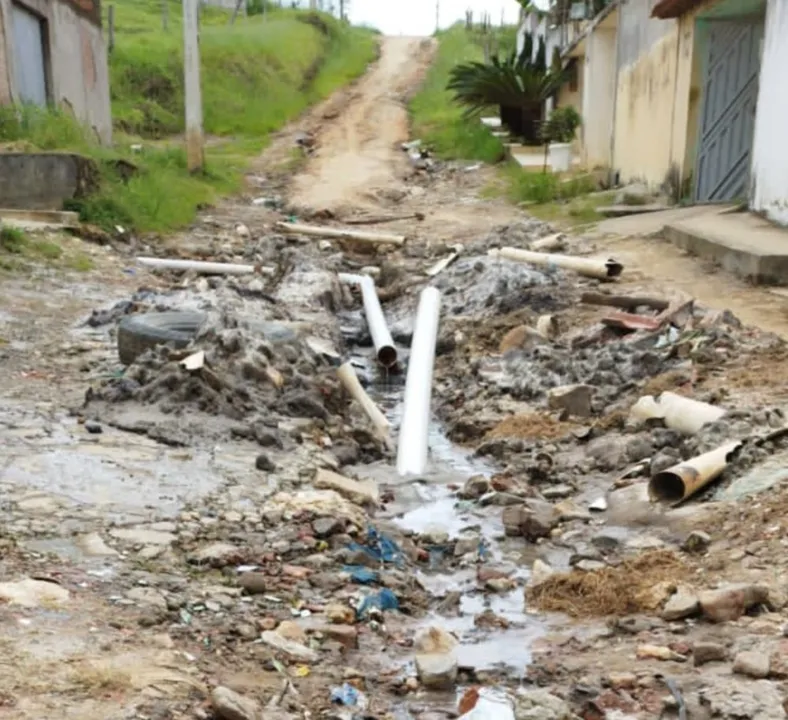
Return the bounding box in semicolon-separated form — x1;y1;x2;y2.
137;257;275;276
338;273;397;367
396;286;441;477
336;362;391;440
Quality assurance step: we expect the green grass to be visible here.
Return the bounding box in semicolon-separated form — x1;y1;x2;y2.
486;162;612;228
0;224;96;271
0;2;376;235
409;25;506;163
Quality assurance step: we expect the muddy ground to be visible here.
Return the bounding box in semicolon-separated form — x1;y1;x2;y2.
4;35;788;720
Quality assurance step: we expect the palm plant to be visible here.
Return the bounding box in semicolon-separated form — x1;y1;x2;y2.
447;40;566;144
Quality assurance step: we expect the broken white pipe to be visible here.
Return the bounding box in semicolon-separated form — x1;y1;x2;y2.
629;391;725;435
136;257;275;276
275;221;406;246
530;232;566;252
338;273;397;367
488;247;623;280
336;362;391;440
649;440;743;505
397;286;442;477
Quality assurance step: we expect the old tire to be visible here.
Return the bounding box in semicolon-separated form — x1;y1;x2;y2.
117;311;206;366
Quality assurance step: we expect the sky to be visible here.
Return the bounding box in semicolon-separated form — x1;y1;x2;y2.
347;0;526;37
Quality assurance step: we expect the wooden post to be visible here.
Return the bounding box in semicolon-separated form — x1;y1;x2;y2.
107;5;115;53
162;0;169;30
183;0;204;173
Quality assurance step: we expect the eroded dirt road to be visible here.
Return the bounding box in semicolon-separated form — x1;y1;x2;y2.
3;36;788;720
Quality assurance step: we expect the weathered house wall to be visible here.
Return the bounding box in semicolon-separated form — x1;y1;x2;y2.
612;0;680;187
582;24;617;168
0;0;111;143
750;0;788;225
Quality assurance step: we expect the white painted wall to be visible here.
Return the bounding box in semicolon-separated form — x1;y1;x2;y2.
750;0;788;226
581;27;616;168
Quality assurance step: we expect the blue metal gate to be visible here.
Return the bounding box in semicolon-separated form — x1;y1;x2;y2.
11;3;48;106
694;19;763;203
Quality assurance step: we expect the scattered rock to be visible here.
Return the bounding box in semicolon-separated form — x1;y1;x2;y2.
84;420;103;434
529;559;555;587
700;679;786;719
734;650;770;679
606;672;637;689
547;384;595;418
317;624;358;650
459;475;490;499
698;583;771;623
275;620;307;644
110;527;175;546
636;644;688;662
238;573;267;595
79;532;118;557
255;454;277;472
588;496;608;512
0;578;70;607
499;325;548;353
313;468;379;507
682;530;711;553
211;686;260;720
312;516;345;537
502;500;557;540
514;689;573;720
414;626;459;690
260;631;319;663
662;585;700;621
325;603;355;625
693;640;728;666
189;542;244;568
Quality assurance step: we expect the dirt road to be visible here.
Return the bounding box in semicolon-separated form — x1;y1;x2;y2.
2;36;788;720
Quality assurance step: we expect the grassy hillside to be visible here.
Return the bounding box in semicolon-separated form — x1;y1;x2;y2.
0;1;376;235
409;25;510;163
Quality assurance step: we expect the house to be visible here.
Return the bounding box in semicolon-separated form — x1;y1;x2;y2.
537;0;788;229
0;0;112;143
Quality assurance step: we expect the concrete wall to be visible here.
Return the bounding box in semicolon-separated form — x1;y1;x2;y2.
582;25;617;168
0;152;92;209
612;0;681;187
750;0;788;225
0;0;111;143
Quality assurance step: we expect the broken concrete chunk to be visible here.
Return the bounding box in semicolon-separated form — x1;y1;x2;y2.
529;559;555;588
693;641;728;666
662;585;700;621
211;685;261;720
499;325;549;354
514;688;573;720
189;542;244;568
313;468;379;507
414;626;458;689
502;500;557;540
264;489;366;528
698;583;771;623
260;630;319;663
733;650;770;679
547;384;594;418
0;578;70;608
636;644;688;662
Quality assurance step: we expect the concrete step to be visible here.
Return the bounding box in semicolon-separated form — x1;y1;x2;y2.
662;209;788;285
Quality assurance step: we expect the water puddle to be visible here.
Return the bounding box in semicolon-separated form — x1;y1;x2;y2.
350;359;547;680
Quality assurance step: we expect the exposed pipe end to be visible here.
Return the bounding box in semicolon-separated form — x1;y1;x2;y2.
377;345;398;368
648;471;686;504
605;260;624;278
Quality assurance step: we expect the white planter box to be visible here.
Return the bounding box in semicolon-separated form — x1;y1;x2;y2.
548;142;571;173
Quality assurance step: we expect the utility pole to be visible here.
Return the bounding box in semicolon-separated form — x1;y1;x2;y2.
435;0;439;32
183;0;204;173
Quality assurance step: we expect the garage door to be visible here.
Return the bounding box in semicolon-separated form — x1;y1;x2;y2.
11;3;48;106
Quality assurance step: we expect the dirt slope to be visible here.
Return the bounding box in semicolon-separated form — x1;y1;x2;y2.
289;37;434;212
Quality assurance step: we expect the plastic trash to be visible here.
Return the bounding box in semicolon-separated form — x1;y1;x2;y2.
346;526;404;567
357;588;399;618
343;566;379;584
331;683;364;707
